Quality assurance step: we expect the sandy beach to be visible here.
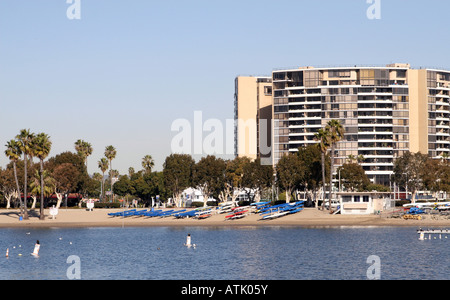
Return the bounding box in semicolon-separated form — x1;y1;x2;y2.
0;207;449;228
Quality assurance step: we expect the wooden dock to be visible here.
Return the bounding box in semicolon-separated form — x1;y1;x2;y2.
417;228;450;240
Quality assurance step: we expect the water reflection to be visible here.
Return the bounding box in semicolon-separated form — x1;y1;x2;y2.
0;226;448;280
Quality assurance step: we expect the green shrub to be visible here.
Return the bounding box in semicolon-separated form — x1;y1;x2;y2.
94;202;121;209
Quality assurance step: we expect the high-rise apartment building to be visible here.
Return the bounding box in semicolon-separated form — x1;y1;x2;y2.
235;64;450;185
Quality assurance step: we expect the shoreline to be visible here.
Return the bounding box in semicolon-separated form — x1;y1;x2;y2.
0;208;449;229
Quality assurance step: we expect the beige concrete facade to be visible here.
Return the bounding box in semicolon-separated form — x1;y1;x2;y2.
234;76;272;161
407;69;429;153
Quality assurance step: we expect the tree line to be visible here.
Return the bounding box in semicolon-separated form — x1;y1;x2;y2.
0;129;123;220
392;151;450;202
2;124;449;220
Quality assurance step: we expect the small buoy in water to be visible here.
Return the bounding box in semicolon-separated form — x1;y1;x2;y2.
6;248;9;257
185;234;191;247
31;240;40;257
419;232;425;241
184;234;196;249
69;242;72;245
58;237;62;240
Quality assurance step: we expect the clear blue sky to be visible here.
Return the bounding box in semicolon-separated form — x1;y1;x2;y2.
1;0;449;175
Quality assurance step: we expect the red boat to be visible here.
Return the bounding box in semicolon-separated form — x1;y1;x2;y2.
225;209;248;220
196;211;212;219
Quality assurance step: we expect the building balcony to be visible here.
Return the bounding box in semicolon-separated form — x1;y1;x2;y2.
358;92;393;96
357;121;393;126
289;116;321;121
435;101;450;107
288;140;317;145
435;131;450;136
365;170;394;176
358;146;393;151
436;116;450;121
289;123;322;128
358;115;393;119
361;163;394;167
436;141;450;146
358;139;394;143
288;100;322;105
361;154;393;159
289;132;316;137
436;109;450;114
289;109;322;113
436;122;450;128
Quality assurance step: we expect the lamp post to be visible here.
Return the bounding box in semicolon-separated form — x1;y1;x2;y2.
272;171;277;202
339;168;342;192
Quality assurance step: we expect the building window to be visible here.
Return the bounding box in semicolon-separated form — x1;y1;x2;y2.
342;196;352;203
329;70;351;78
273;72;286;81
360;69;389;86
396;70;406;78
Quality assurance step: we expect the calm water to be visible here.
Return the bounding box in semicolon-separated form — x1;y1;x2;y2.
0;226;448;280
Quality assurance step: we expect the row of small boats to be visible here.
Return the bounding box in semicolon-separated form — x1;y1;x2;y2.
256;201;304;220
201;200;305;220
107;207;213;219
107;200;305;221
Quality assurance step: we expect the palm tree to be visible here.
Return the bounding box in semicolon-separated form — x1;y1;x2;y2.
104;146;117;201
74;139;93;169
29;169;55;210
128;167;135;178
98;158;109;201
16;129;35;220
109;169;119;180
4;140;23;216
314;128;330;210
325;120;345;213
142;155;155;174
442;152;449;164
32;133;52;220
347;154;357;163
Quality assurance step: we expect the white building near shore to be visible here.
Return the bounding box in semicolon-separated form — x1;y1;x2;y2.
337;192;393;215
181;188;217;207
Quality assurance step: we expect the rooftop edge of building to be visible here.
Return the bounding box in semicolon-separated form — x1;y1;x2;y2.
273;63;450;73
